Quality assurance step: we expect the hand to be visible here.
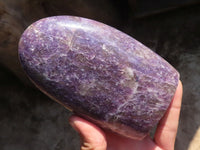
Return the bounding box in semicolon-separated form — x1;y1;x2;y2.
69;81;183;150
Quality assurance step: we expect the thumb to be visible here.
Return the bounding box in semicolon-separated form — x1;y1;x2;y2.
69;115;107;150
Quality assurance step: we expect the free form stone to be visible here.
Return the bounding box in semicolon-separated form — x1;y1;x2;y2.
18;16;179;140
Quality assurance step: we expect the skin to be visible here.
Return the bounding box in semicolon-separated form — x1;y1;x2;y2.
69;80;183;150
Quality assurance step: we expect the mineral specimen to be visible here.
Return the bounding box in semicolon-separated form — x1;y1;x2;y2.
18;16;179;140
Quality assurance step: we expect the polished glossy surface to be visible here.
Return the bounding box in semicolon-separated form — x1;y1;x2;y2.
18;16;179;140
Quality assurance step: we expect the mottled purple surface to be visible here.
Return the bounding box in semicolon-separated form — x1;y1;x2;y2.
18;16;179;140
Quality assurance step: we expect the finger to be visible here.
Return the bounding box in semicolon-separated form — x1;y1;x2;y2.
154;80;183;150
69;115;107;150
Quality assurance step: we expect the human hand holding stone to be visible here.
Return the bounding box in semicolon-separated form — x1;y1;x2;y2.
69;81;182;150
18;16;182;149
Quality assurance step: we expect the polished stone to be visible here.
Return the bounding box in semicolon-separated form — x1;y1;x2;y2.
18;16;179;140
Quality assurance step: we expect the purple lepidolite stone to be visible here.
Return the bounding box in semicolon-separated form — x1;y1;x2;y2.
18;16;179;140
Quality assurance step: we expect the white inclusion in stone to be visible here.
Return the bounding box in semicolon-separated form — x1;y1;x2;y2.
30;47;34;52
72;73;79;79
102;44;113;54
47;24;53;31
126;67;134;78
23;40;27;44
160;64;166;69
48;36;54;42
123;67;139;95
120;67;134;85
29;45;35;52
59;53;68;57
102;44;107;51
114;67;139;114
34;28;39;34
